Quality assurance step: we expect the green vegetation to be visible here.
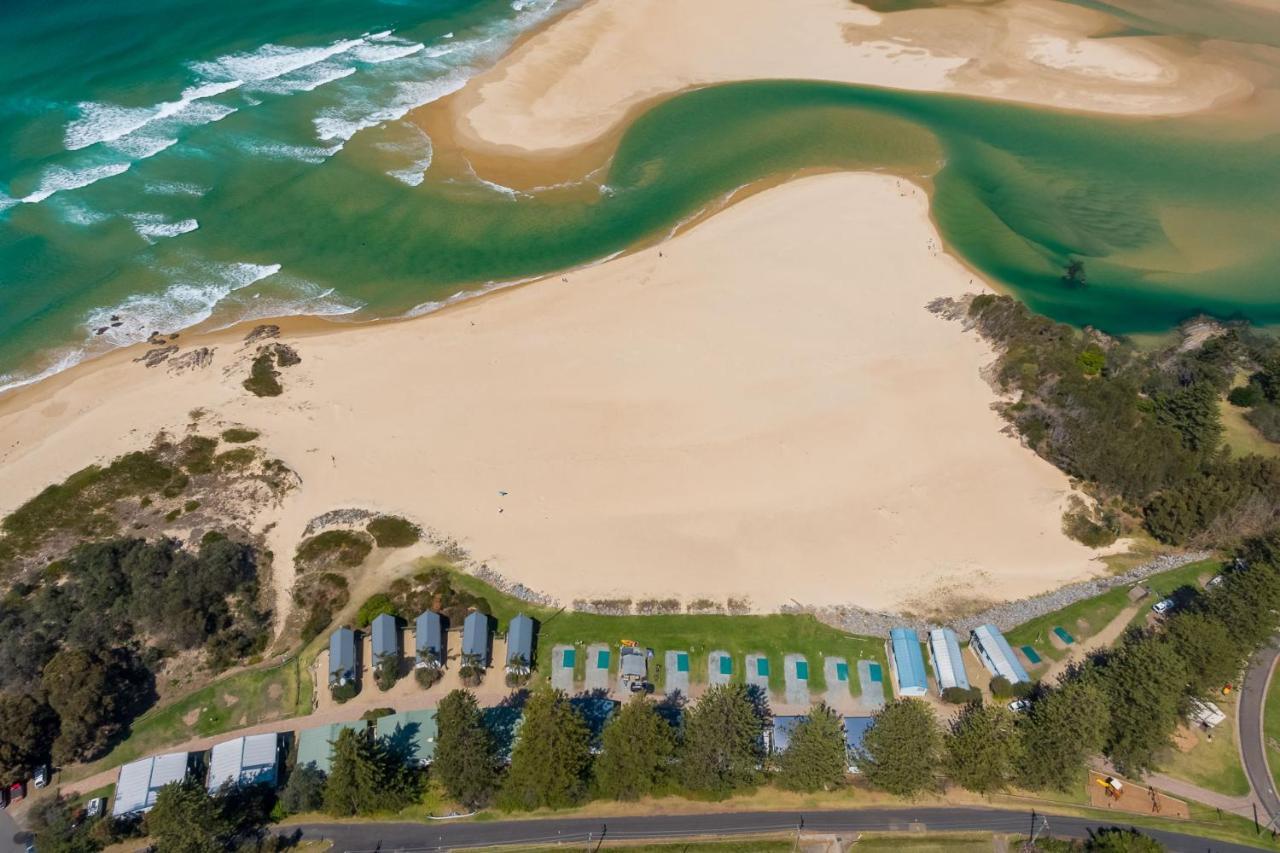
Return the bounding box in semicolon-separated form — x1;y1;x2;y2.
435;689;501;808
857;698;941;797
776;702;847;792
433;560;887;694
295;529;374;569
243;350;283;397
500;688;593;810
356;593;399;627
945;702;1020;795
593;693;676;800
1267;667;1280;795
146;777;274;852
1156;696;1250;797
323;726;417;816
220;427;260;443
1016;681;1108;792
679;683;766;797
367;514;422;548
970;296;1280;549
295;571;349;644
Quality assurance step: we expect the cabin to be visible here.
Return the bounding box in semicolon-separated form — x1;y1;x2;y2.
506;613;535;674
329;626;357;689
463;611;492;667
927;627;970;694
887;627;928;697
415;610;445;670
970;623;1030;685
206;733;283;792
112;752;194;817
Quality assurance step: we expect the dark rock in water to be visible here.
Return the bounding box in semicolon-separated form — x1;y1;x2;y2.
110;321;122;327
271;342;301;367
110;315;120;322
95;327;108;335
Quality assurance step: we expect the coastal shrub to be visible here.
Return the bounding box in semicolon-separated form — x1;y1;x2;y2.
295;530;373;569
941;686;983;705
330;681;358;704
164;508;181;522
686;598;723;615
178;435;218;475
1229;384;1263;408
295;572;348;644
458;654;485;688
183;500;200;513
355;593;399;628
361;707;395;721
374;657;398;692
635;598;681;615
220;428;260;443
1246;403;1280;443
214;448;257;470
415;667;442;689
1077;347;1105;376
1061;495;1121;548
243;351;283;397
366;515;421;548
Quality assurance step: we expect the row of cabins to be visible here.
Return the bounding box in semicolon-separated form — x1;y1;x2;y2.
329;611;537;690
887;624;1028;698
113;733;286;818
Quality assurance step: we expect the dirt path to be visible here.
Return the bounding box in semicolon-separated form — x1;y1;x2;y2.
1041;604;1139;685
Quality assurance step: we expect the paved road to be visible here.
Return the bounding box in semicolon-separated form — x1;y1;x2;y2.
1240;642;1280;824
291;806;1280;852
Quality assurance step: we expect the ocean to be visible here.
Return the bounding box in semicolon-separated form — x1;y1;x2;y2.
2;0;1279;392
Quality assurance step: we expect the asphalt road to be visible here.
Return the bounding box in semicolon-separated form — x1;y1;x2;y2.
1241;642;1280;825
293;806;1280;852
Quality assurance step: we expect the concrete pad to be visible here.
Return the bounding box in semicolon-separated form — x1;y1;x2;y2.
745;653;770;691
551;644;575;692
784;654;810;706
665;650;690;696
857;659;886;712
585;643;611;692
824;656;851;707
708;650;732;686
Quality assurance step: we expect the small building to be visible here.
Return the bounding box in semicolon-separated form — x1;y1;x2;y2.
415;611;445;670
463;611;491;667
206;733;283;792
371;613;399;664
296;721;368;775
1190;698;1227;729
843;716;874;772
969;623;1030;685
112;752;193;817
887;627;928;697
329;627;357;689
770;715;806;754
506;613;535;674
927;627;970;694
375;709;439;766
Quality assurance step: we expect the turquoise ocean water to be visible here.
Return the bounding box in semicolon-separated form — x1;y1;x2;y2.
2;0;1280;392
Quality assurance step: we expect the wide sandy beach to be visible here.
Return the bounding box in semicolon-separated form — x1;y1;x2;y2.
0;173;1105;627
426;0;1252;164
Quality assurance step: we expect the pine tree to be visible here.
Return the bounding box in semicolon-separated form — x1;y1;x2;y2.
1016;680;1109;791
500;688;592;810
1162;612;1243;696
858;698;940;797
678;683;764;796
594;694;676;800
434;689;500;808
322;727;412;816
1099;635;1189;775
1086;827;1165;852
945;701;1020;794
777;703;847;792
145;779;231;853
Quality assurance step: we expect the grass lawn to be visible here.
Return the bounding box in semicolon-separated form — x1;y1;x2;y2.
441;562;887;696
1220;399;1280;460
1264;661;1280;795
1005;558;1221;666
1157;695;1251;797
63;656;305;783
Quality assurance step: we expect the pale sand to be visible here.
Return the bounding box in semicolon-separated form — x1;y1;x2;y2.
437;0;1251;158
0;174;1104;628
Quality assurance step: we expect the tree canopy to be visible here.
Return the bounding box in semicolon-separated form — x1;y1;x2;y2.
858;699;940;797
433;689;500;809
500;688;593;810
777;703;848;792
594;694;676;800
678;683;765;796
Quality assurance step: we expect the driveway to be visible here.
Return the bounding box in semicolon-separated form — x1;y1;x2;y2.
1239;641;1280;824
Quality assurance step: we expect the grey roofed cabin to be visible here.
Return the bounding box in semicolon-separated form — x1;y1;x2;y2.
329;626;356;687
506;613;535;671
462;611;490;667
371;613;398;662
415;611;444;668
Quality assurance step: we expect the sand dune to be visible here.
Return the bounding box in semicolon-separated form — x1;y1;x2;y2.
0;174;1105;628
431;0;1250;158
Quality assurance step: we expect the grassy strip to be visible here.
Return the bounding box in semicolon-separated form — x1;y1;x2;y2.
1264;660;1280;796
1156;694;1251;797
438;560;886;696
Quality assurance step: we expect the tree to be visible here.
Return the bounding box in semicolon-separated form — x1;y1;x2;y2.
322;727;412;816
1017;680;1110;791
678;683;765;796
857;699;940;797
146;779;232;853
31;795;99;853
1162;612;1242;696
500;688;592;810
1086;827;1165;852
1098;635;1190;775
42;646;150;764
777;703;847;792
945;701;1020;794
0;692;56;780
433;689;500;808
279;763;327;814
594;694;676;800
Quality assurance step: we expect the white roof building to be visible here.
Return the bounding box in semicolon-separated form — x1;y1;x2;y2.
927;627;971;693
969;623;1030;684
206;733;282;792
112;752;191;817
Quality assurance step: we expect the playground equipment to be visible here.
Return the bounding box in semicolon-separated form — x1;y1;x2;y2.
1096;777;1124;799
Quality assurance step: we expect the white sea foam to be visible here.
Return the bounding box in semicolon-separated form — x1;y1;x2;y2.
314;70;471;143
0;349;86;396
126;212;200;243
252;63;357;95
241;139;345;164
144;181;207;197
108;135;180;160
84;260;281;348
58;200;112;226
21;162;132;204
65;80;242;151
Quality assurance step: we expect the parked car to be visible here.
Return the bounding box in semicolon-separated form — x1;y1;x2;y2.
1008;698;1031;713
86;796;106;819
33;764;49;789
1152;598;1175;615
0;786;8;809
8;781;25;803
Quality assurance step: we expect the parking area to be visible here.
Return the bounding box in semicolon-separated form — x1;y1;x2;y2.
824;656;851;707
784;654;809;705
857;659;885;711
584;643;611;692
708;650;732;685
745;653;770;691
665;650;690;696
551;644;575;692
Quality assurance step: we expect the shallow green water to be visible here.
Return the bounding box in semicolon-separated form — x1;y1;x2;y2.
3;0;1280;387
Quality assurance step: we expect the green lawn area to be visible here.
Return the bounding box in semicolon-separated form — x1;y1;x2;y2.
1264;661;1280;795
443;564;886;696
1157;695;1251;797
1220;399;1280;460
1005;557;1221;666
840;835;996;852
63;656;306;783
